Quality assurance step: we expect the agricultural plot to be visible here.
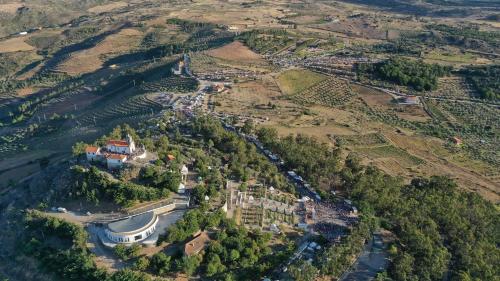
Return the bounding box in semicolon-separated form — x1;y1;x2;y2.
140;76;198;93
335;133;388;147
0;37;35;53
357;145;425;167
185;29;234;52
241;33;299;55
190;53;261;81
426;76;477;99
206;41;264;62
40;27;126;73
277;69;327;95
290;77;355;107
78;94;163;126
428;99;500;166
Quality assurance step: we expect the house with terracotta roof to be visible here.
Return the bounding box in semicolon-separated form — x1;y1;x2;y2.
184;231;211;256
106;153;128;169
85;146;101;161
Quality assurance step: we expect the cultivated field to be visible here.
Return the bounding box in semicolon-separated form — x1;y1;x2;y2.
276;69;328;95
87;1;128;13
57;28;143;75
0;2;24;14
0;37;35;53
206;41;264;62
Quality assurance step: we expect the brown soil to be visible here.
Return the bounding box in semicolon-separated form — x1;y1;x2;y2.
0;2;24;14
57;28;143;75
207;41;264;62
0;37;35;53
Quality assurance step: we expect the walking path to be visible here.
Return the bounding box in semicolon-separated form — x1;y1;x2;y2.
340;232;390;281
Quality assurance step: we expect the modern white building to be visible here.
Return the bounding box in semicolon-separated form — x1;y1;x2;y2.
105;211;159;244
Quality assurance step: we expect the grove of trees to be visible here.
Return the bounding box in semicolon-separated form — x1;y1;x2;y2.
357;57;451;91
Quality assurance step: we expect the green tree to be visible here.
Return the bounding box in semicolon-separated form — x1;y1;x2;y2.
134;256;149;271
206;253;226;276
149;252;171;275
180;255;202;276
72;141;88;157
109;269;151;281
289;261;319;281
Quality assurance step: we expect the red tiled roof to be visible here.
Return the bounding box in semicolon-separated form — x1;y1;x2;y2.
106;153;127;160
85;146;99;153
107;140;129;147
167;154;176;161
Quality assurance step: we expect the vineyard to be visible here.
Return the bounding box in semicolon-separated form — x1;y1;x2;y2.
290;77;355;107
140;76;198;93
78;94;163;126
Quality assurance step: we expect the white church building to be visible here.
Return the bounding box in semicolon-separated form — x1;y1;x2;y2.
85;134;138;169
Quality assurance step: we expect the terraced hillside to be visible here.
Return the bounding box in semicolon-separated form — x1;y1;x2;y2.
78;94;163;126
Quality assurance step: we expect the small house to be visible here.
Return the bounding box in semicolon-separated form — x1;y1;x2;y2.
85;146;101;161
184;231;211;256
106;154;127;169
401;95;419;105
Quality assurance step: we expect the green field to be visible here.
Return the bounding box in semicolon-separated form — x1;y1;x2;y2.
276;69;327;95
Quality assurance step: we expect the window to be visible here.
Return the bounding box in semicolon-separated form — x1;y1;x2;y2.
134;234;142;241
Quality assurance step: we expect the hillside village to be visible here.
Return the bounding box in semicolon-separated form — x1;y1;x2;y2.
0;1;498;281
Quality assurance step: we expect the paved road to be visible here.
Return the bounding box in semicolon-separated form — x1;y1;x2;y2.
340;233;389;281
